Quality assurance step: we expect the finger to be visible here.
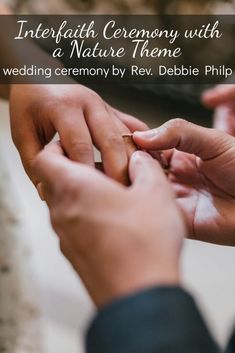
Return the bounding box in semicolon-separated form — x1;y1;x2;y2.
148;150;170;170
213;105;235;136
202;85;235;108
133;118;235;161
129;151;169;193
106;116;136;185
36;181;55;205
110;115;138;185
122;134;138;157
53;108;94;166
33;142;73;194
34;142;117;203
10;121;43;186
84;102;129;184
113;116;138;158
110;106;149;132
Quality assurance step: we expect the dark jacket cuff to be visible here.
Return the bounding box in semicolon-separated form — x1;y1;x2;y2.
86;286;220;353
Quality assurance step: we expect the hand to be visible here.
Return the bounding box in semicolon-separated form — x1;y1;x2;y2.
33;145;185;308
10;83;147;185
202;84;235;136
133;118;235;245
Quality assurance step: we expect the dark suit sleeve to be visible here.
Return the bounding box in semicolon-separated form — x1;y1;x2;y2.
226;330;235;353
86;287;221;353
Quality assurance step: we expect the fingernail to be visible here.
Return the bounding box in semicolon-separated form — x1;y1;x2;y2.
134;129;157;139
131;150;152;162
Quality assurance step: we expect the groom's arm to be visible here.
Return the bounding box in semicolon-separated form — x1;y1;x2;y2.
87;286;221;353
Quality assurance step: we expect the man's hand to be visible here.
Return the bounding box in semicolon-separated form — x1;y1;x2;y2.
10;83;147;186
134;118;235;245
33;145;185;308
202;84;235;135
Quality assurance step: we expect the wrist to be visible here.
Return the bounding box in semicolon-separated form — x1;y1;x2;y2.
94;264;181;309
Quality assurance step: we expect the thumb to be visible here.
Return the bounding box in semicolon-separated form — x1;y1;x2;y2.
129;151;170;193
202;85;235;108
133;118;235;161
34;142;121;205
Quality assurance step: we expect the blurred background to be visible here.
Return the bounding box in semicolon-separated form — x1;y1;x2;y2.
3;0;235;15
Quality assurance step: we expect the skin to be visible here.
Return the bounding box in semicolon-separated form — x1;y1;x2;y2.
10;84;147;186
133;118;235;245
0;5;148;187
33;147;185;308
202;84;235;136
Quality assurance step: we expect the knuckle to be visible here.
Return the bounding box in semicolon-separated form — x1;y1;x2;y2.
56;177;89;212
165;118;187;130
62;207;81;226
47;176;78;206
51;203;80;229
28;100;59;124
59;177;80;197
70;140;93;157
79;86;102;104
84;87;101;102
103;133;123;150
27;98;55;121
38;97;75;121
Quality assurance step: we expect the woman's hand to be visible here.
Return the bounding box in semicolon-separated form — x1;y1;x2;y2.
134;118;235;245
10;83;147;185
33;145;185;308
